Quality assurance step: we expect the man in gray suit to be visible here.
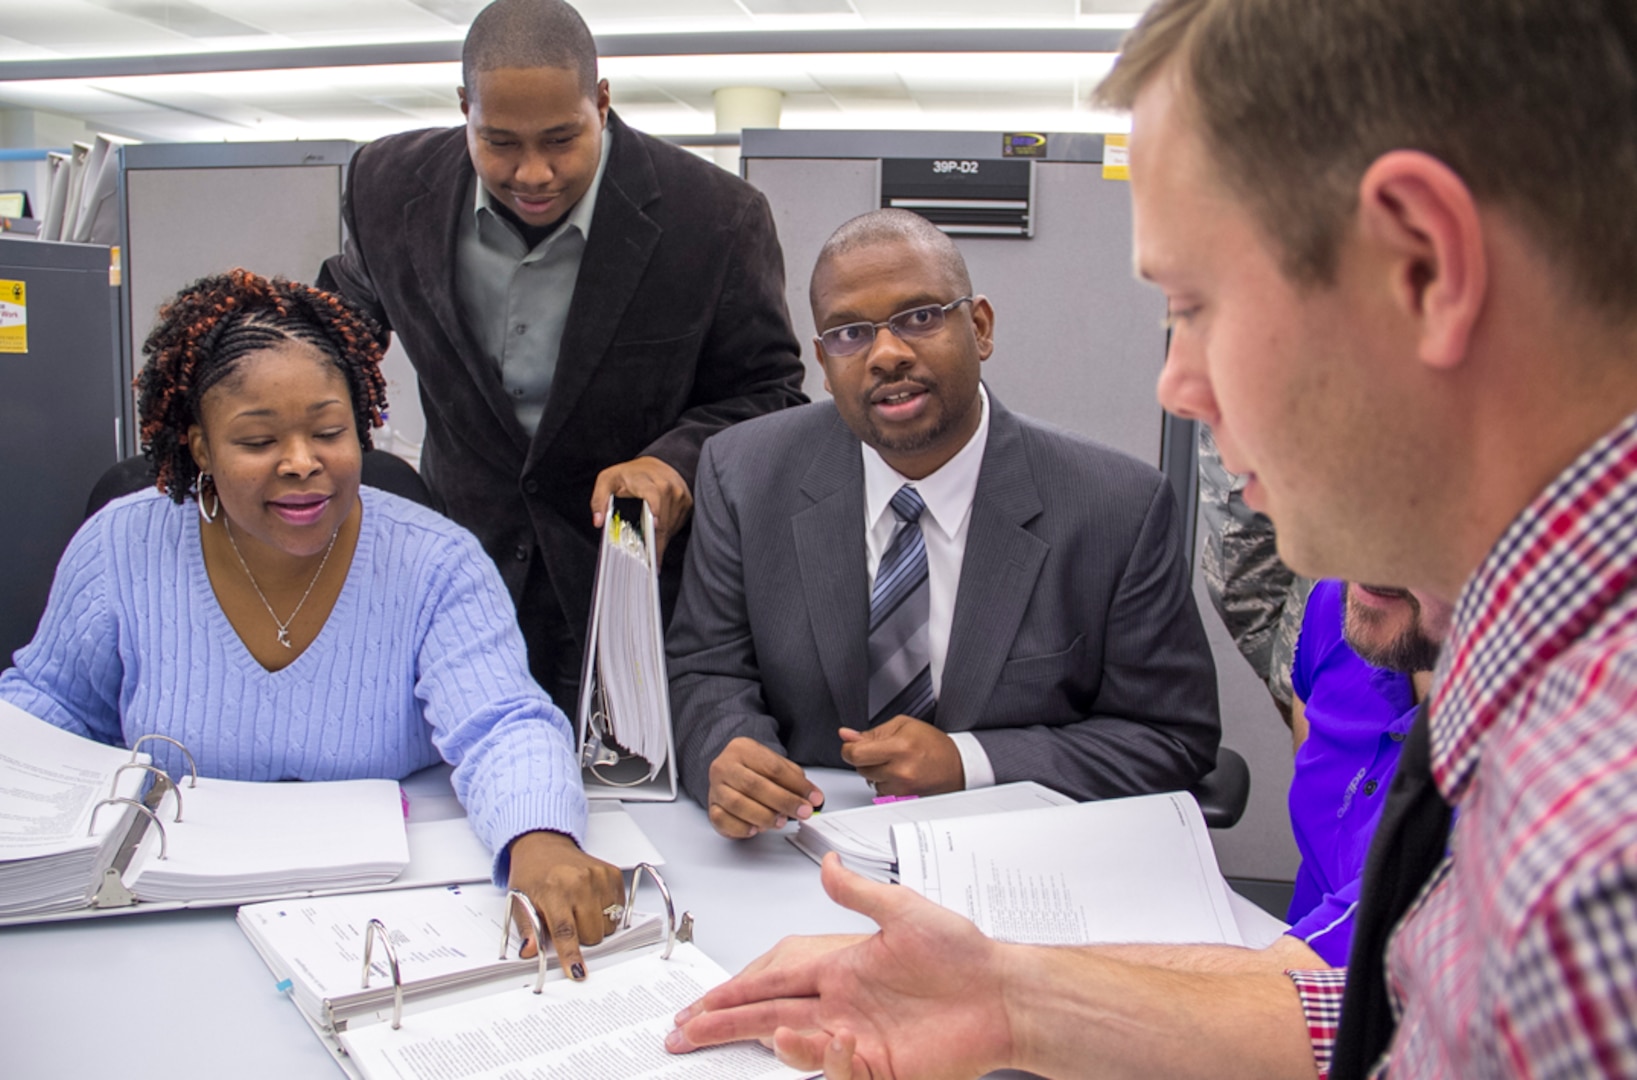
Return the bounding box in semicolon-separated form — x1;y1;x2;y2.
668;209;1219;839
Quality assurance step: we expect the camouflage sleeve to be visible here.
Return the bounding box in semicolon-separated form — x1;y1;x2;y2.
1197;426;1312;710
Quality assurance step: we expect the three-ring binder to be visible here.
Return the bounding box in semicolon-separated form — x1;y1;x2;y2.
347;862;693;1033
575;497;679;801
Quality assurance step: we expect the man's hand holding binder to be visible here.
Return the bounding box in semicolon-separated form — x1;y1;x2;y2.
505;830;625;979
590;455;693;563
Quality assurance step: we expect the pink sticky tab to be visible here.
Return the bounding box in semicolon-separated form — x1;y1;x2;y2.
872;795;919;805
400;788;411;819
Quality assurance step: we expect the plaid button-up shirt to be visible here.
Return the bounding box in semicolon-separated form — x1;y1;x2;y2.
1291;408;1637;1077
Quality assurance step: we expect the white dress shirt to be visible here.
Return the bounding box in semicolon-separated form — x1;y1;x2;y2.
861;383;996;787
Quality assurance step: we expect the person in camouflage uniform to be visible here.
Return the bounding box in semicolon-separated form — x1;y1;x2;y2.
1197;424;1311;726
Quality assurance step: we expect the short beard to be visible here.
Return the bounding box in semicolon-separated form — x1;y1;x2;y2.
860;380;969;456
1343;585;1443;674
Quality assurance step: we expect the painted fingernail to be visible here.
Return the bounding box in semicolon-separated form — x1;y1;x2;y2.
570;962;585;980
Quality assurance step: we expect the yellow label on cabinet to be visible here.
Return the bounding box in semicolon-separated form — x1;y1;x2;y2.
1102;133;1130;181
0;279;25;354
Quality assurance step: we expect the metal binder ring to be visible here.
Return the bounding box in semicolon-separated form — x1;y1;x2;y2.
88;797;168;859
108;762;181;821
499;889;551;993
361;919;405;1030
128;734;199;788
626;862;679;960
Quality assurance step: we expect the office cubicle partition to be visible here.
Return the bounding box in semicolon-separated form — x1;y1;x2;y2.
114;141;357;455
0;237;123;663
742;130;1299;883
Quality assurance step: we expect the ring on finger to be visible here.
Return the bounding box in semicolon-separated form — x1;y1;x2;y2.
602;903;625;922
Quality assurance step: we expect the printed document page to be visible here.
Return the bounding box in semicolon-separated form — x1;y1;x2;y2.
340;943;813;1080
791;781;1074;879
0;698;146;858
893;791;1242;946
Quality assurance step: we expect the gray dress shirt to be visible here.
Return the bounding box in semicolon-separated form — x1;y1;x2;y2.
454;134;611;436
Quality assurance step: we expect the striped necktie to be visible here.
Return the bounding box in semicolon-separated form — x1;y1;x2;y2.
867;485;936;727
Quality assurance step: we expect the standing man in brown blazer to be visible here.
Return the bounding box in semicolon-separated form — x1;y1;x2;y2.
320;0;805;708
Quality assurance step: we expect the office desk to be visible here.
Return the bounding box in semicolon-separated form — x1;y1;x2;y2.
0;769;882;1080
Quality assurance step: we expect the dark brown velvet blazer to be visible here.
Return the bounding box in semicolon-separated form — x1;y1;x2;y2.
320;111;805;658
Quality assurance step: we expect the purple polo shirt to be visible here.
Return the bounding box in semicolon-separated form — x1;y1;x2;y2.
1286;579;1417;966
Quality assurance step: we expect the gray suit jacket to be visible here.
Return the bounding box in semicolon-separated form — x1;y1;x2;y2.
668;392;1221;804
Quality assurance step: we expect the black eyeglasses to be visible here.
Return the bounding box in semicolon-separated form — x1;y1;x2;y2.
816;296;973;358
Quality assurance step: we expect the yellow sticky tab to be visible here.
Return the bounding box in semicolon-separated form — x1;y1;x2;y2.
0;279;26;354
1102;133;1130;181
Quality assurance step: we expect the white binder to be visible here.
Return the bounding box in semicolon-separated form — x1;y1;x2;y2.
575;496;678;801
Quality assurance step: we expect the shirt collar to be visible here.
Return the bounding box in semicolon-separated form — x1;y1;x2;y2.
862;383;991;540
470;122;612;247
1429;407;1637;801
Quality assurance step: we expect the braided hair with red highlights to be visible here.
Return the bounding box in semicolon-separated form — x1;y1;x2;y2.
136;268;390;504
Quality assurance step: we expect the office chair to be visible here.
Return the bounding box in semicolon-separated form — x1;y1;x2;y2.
85;449;435;520
1188;745;1252;829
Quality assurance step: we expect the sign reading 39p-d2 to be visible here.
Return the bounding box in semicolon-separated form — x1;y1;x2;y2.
0;279;25;354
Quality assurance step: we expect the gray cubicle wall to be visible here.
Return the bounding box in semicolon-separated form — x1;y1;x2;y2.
744;130;1299;883
0;238;123;663
115;141;357;454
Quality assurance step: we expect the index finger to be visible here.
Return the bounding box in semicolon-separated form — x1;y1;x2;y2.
536;892;593;981
839;736;897;768
667;997;822;1053
734;741;824;804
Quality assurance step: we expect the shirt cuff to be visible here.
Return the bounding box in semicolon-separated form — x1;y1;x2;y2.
949;732;995;788
1286;967;1347;1080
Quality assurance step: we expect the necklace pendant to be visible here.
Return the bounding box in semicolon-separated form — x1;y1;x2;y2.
277;628;292;649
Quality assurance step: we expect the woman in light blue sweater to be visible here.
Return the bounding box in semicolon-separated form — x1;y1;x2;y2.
0;269;621;979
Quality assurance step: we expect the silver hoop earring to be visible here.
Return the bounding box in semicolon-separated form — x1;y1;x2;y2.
197;473;220;524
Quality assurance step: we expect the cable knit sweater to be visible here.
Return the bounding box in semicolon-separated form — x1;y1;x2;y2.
0;486;586;882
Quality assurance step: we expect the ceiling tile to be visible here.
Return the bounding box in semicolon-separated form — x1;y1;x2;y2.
90;1;267;39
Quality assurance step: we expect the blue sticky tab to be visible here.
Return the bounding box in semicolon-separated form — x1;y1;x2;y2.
275;978;293;994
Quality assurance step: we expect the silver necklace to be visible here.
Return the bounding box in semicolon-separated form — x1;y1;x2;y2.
222;515;342;649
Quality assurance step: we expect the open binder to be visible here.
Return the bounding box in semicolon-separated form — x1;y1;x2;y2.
576;496;678;801
0;701;411;923
242;865;808;1080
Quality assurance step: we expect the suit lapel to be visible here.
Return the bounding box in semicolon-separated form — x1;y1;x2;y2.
793;412;871;727
527;114;662;470
939;397;1048;732
404;138;528;453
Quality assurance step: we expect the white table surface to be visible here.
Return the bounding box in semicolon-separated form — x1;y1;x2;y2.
0;768;883;1080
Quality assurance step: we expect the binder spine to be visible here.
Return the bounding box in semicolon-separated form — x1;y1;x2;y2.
109;763;180;819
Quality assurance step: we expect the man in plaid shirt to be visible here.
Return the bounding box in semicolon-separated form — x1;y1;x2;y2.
664;0;1637;1075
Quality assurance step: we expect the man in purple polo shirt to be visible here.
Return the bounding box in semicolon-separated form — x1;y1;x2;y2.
1285;580;1451;966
